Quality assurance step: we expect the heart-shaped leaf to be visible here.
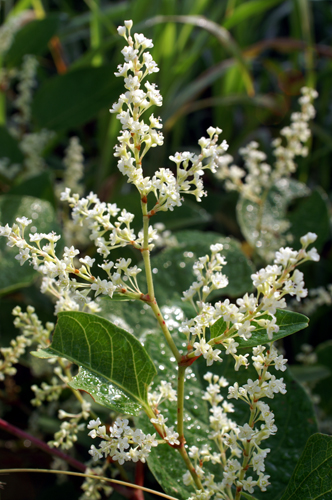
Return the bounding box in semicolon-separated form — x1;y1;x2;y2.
36;311;157;415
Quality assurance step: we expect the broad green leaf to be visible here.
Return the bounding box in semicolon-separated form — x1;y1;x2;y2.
287;188;330;252
203;355;317;500
280;433;332;500
289;364;331;384
32;66;122;132
70;367;141;416
148;230;254;306
237;179;310;258
314;341;332;415
40;311;156;415
223;0;283;30
0;126;24;164
210;309;309;348
4;15;60;67
136;328;209;500
0;195;61;295
8;172;56;207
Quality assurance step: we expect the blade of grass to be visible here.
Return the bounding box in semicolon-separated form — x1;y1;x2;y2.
294;0;316;88
223;0;284;30
143;14;254;97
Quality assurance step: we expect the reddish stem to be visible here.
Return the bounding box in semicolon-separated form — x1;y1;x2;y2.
0;418;132;498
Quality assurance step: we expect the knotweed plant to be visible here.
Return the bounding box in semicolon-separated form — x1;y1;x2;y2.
0;21;322;500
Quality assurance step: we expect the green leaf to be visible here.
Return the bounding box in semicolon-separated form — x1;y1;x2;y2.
136;328;209;500
0;126;24;164
289;364;331;384
4;15;60;67
210;309;309;348
41;311;156;415
149;230;254;306
0;195;61;295
287;188;330;252
32;66;122;132
8;172;56;207
70;367;142;416
237;179;310;258
223;0;283;30
203;355;317;500
280;433;332;500
314;341;332;415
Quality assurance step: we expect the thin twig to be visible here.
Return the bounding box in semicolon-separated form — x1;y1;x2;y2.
0;469;178;500
0;418;85;472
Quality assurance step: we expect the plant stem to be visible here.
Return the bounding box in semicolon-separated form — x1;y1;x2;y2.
0;469;179;500
141;200;155;301
177;365;186;441
149;301;181;363
177;446;203;490
0;418;86;472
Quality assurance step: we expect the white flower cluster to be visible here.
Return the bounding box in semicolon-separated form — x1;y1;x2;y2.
48;400;91;450
291;283;332;316
0;305;54;380
0;216;144;310
110;21;229;212
60;189;158;254
13;54;38;125
184;353;286;499
18;129;55;175
180;233;319;369
148;380;177;407
57;136;85;197
88;417;158;464
0;10;34;56
80;465;112;500
31;375;65;407
215;87;318;202
0;157;21;180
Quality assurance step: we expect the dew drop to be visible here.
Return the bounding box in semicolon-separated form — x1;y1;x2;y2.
159;365;165;371
152;268;158;274
246;205;253;212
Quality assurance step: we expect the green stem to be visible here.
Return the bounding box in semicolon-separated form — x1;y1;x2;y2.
177;365;186;441
177;446;203;490
141;200;155;300
150;301;181;362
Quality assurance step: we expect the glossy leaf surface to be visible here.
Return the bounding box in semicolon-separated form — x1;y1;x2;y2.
40;311;156;415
